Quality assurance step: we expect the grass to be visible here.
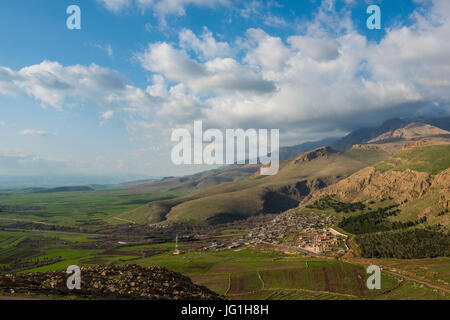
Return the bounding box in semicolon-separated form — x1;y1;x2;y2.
352;257;450;290
0;189;180;229
342;148;389;164
117;242;183;250
219;229;248;236
375;280;449;300
0;230;104;271
374;145;450;174
111;247;402;299
228;271;263;294
258;262;397;297
120;148;391;224
262;289;354;300
0;229;446;300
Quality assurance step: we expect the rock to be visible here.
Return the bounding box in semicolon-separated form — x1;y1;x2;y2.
0;265;222;300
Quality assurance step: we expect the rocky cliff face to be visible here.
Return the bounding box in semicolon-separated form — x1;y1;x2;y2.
434;168;450;208
302;164;450;222
292;146;336;164
0;265;222;300
303;166;450;207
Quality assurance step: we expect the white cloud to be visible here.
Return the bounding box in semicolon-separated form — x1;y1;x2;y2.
0;67;20;95
96;0;132;13
0;121;5;126
300;0;354;38
239;1;289;29
0;61;124;108
101;110;115;120
139;0;229;16
244;28;291;72
137;42;275;94
132;0;450;144
98;0;229;18
179;27;232;59
264;15;288;28
0;60;157;113
288;36;340;62
3;0;450;151
94;43;114;57
20;129;52;137
240;0;263;19
100;110;115;126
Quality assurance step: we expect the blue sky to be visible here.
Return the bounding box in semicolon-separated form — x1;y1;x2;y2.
0;0;449;178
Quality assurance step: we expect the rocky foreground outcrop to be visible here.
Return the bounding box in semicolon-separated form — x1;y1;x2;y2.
0;265;221;300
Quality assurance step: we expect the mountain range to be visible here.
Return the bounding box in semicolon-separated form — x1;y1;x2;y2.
115;117;450;228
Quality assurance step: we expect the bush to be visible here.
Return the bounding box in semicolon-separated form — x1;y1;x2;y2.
355;229;450;259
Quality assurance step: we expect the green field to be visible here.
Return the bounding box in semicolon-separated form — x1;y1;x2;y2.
1;203;449;300
0;188;181;228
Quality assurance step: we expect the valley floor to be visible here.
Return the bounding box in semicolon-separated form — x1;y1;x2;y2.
0;224;448;300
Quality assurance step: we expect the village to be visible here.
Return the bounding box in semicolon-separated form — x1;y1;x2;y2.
203;212;348;255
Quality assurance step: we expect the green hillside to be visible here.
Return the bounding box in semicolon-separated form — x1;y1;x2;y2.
374;144;450;174
301;142;450;259
117;146;391;224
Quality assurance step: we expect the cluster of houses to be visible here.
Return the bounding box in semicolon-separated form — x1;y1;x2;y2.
297;228;346;254
202;212;347;255
244;213;335;243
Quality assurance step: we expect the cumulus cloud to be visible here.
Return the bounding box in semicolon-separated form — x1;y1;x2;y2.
20;129;52;137
2;0;450;149
131;0;450;144
137;42;276;95
0;60;157;113
244;28;291;71
288;36;340;62
179;27;232;59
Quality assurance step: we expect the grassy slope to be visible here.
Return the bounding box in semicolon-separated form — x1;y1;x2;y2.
304;143;450;227
124;164;259;194
298;143;449;261
374;144;450;174
117;148;390;224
